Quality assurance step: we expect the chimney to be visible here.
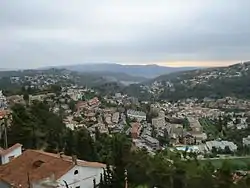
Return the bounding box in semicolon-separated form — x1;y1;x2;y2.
59;152;64;158
72;155;77;165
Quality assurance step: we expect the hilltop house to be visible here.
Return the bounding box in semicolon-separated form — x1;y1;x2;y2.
0;149;105;188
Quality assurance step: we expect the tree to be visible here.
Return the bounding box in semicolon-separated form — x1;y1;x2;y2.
23;92;29;104
216;161;234;188
50;84;61;96
68;100;76;112
224;146;232;155
211;146;217;157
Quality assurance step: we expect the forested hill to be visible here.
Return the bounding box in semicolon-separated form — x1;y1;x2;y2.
139;61;250;101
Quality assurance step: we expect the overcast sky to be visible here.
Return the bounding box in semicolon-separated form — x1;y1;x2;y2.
1;0;250;69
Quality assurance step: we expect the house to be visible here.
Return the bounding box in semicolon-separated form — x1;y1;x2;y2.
76;101;88;112
0;91;7;110
0;143;22;165
88;97;100;107
127;110;146;122
0;149;105;188
142;135;160;150
112;112;119;124
152;117;165;129
205;140;238;152
115;93;122;99
131;123;141;139
0;110;8;119
6;95;25;105
243;135;250;146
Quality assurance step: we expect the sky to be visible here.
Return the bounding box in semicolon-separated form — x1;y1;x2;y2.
0;0;250;69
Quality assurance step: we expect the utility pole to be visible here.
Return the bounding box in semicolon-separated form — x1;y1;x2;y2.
124;169;128;188
4;117;8;149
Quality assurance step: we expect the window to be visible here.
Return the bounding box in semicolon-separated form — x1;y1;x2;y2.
74;170;79;175
8;156;15;161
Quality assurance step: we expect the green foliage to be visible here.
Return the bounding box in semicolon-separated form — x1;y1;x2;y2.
6;99;250;188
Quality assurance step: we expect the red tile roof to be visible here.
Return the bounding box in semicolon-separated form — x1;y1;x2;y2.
131;122;140;134
0;149;105;188
88;97;99;106
0;110;7;119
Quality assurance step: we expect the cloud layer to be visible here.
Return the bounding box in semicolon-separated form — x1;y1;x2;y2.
1;0;250;68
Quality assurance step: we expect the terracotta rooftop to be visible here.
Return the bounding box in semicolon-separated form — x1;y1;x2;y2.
0;149;105;188
0;110;8;119
131;122;140;133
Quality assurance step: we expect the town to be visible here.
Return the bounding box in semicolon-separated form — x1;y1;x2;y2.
1;68;250;187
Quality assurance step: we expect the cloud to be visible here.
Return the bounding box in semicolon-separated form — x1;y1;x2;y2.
0;0;250;69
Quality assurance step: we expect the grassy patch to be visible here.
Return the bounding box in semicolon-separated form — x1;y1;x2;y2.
199;117;219;139
200;157;250;170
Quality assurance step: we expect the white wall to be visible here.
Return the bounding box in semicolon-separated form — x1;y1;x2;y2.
0;181;11;188
57;165;103;188
1;147;22;164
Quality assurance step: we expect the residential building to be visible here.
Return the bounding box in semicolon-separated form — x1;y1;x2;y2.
158;110;165;117
112;112;119;124
0;91;7;110
0;110;8;119
152;117;165;129
191;133;207;144
76;101;88;112
131;123;141;139
6;95;24;105
205;140;238;152
0;149;105;188
88;97;100;107
243;135;250;146
115;93;122;99
142;135;160;150
127;110;146;122
0;143;22;165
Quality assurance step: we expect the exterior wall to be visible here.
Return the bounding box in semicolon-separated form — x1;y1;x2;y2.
57;165;103;188
1;147;22;165
0;181;11;188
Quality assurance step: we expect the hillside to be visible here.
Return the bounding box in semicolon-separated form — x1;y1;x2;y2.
126;61;250;101
0;68;132;97
48;63;197;78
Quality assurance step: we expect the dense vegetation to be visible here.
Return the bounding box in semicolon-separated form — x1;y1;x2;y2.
159;74;250;101
120;62;250;101
156;62;250;100
2;101;250;188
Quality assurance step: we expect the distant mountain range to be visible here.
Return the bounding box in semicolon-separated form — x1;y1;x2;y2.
47;63;198;78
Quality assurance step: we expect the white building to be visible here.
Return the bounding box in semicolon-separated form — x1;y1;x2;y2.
152;117;165;128
0;149;105;188
0;91;7;110
112;112;119;124
127;110;146;122
243;135;250;146
205;140;238;152
142;135;160;150
0;143;22;165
